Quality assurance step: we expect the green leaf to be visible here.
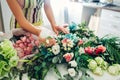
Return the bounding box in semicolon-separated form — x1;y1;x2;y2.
52;56;59;64
42;67;49;80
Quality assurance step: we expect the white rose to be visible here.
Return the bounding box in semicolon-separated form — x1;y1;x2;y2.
52;44;60;55
93;67;103;76
68;68;76;77
69;60;77;67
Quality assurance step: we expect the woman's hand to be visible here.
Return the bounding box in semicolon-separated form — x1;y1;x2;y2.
53;24;69;35
39;37;56;47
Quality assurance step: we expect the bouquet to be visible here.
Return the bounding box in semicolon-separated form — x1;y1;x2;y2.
1;22;120;80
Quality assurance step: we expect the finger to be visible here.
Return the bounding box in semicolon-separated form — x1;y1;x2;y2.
54;30;59;36
61;28;69;34
63;24;68;28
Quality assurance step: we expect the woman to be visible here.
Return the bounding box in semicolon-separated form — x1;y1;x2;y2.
6;0;69;46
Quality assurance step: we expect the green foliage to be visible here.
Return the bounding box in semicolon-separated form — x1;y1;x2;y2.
7;22;120;80
100;36;120;64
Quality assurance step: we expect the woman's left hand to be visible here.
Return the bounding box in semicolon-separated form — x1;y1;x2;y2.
53;24;69;35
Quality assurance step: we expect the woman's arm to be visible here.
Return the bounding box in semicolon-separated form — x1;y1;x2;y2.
44;0;69;34
6;0;40;36
44;0;57;29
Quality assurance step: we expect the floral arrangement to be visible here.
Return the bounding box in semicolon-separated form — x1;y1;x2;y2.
0;22;120;80
0;39;19;79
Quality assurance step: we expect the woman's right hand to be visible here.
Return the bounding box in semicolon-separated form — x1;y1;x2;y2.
39;37;56;47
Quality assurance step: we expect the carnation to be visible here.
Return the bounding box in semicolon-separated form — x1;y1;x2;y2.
68;68;76;77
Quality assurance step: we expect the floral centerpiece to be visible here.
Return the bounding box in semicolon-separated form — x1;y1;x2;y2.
0;22;120;80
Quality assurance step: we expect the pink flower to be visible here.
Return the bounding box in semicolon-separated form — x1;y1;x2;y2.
62;38;68;44
95;45;106;54
78;39;83;46
84;46;94;55
63;53;74;62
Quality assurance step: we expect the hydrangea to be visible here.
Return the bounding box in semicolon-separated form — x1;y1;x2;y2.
95;57;104;66
69;22;78;31
88;59;97;70
93;67;103;76
108;65;119;75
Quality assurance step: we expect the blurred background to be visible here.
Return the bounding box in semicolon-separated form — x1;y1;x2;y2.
0;0;120;37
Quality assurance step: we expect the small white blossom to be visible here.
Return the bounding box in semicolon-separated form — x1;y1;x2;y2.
79;47;85;55
68;68;76;77
52;44;60;55
69;60;77;67
67;40;74;48
63;43;66;47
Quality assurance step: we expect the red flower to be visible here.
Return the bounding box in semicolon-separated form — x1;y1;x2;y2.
63;53;74;62
78;40;83;46
84;47;94;55
95;45;106;54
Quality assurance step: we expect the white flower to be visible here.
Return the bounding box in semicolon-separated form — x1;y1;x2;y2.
67;40;74;48
93;67;103;76
63;43;66;47
79;47;85;55
52;44;60;55
68;68;76;77
69;60;77;67
95;57;104;65
108;65;119;75
88;59;97;70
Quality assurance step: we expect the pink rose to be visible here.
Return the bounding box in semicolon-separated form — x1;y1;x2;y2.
84;46;94;55
63;53;74;62
95;45;106;55
78;40;83;46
